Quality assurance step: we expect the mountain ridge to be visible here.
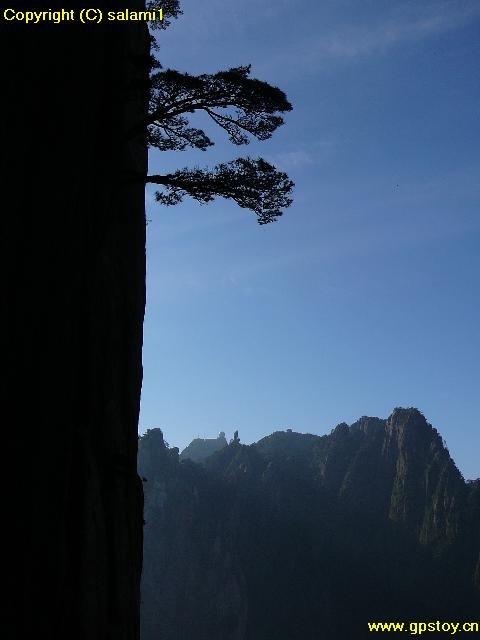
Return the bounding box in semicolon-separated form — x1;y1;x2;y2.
139;408;479;640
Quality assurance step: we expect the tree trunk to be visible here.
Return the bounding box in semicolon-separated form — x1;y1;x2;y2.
2;4;148;639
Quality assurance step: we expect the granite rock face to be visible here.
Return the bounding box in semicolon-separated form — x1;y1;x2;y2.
2;3;149;639
139;409;479;640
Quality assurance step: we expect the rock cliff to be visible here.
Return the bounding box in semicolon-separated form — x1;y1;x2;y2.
2;3;149;639
139;409;479;640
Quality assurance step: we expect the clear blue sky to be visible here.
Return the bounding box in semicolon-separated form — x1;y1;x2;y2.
139;0;480;479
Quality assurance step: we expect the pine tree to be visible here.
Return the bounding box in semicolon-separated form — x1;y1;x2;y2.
143;2;294;224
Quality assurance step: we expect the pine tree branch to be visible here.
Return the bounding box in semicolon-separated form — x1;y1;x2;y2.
145;157;294;225
139;66;292;150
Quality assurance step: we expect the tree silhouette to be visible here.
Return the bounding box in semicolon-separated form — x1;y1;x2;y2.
143;5;294;224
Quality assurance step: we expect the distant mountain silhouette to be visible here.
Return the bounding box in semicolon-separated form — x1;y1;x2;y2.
138;409;479;640
179;432;228;463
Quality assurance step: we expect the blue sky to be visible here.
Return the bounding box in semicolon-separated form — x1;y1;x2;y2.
139;0;480;479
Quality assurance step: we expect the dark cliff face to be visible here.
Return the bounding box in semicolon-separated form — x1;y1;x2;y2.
2;4;148;639
139;432;249;640
139;410;479;640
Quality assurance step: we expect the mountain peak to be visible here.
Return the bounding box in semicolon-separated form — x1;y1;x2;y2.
179;431;228;463
388;406;429;426
385;406;446;453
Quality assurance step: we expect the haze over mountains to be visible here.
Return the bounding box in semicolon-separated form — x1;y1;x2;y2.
138;408;479;640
